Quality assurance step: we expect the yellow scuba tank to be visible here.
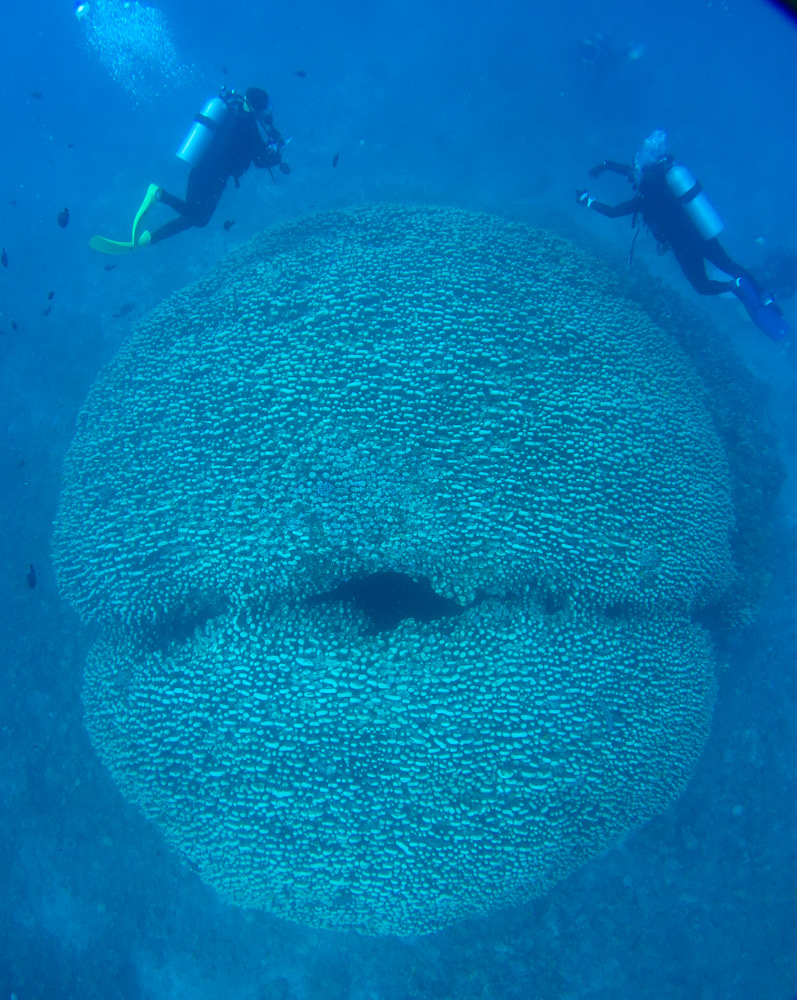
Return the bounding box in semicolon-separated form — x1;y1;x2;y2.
665;163;724;240
176;95;230;167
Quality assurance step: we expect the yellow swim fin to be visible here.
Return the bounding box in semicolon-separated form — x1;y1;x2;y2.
131;183;161;244
89;184;160;254
89;234;136;254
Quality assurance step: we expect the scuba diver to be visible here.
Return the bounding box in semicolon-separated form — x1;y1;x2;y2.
576;31;645;87
575;130;788;341
90;86;290;254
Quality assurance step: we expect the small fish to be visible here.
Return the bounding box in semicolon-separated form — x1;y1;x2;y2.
8;199;17;206
57;207;70;228
26;564;37;589
332;152;339;168
223;219;235;231
42;305;52;316
10;319;18;330
112;302;135;318
104;264;117;271
30;91;43;100
47;290;54;300
1;248;7;268
67;142;75;149
294;69;307;78
222;66;228;75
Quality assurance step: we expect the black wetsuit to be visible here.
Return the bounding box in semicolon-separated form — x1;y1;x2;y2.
586;158;760;296
152;99;284;244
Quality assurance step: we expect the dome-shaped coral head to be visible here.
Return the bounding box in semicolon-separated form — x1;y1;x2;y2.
633;128;668;184
55;205;745;937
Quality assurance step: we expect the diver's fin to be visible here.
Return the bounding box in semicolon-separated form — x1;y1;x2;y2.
131;184;161;244
89;234;137;254
734;277;789;341
89;185;160;254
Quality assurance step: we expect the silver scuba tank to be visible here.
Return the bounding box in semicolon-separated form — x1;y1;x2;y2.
665;163;724;240
176;96;230;166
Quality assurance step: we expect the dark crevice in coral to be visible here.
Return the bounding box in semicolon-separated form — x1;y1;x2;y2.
542;591;570;615
155;595;227;652
307;570;467;635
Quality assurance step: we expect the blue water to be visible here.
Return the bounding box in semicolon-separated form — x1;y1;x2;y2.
1;0;796;997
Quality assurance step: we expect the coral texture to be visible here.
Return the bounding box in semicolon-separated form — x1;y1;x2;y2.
55;205;737;935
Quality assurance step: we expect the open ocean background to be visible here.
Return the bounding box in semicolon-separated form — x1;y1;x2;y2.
1;0;796;997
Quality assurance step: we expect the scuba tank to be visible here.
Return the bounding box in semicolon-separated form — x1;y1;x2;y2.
665;163;724;240
176;95;230;167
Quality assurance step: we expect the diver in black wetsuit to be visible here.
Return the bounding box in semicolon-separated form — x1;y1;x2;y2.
576;32;645;90
576;130;788;340
141;86;289;246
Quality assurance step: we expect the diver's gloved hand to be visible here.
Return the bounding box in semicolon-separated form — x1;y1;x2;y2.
576;189;595;208
588;162;605;179
268;136;292;157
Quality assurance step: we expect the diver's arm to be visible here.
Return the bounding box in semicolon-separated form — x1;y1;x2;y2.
251;126;284;169
589;160;634;179
590;195;641;218
261;116;284;146
253;142;283;169
576;191;642;218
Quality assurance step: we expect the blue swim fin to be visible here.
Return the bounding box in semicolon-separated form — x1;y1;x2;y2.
733;277;789;341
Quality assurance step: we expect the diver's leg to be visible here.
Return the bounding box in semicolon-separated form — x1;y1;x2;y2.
141;172;224;244
158;188;191;216
704;239;763;294
156;167;214;220
153;166;222;220
184;171;225;228
147;216;194;244
706;238;783;314
191;192;222;228
671;241;731;295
